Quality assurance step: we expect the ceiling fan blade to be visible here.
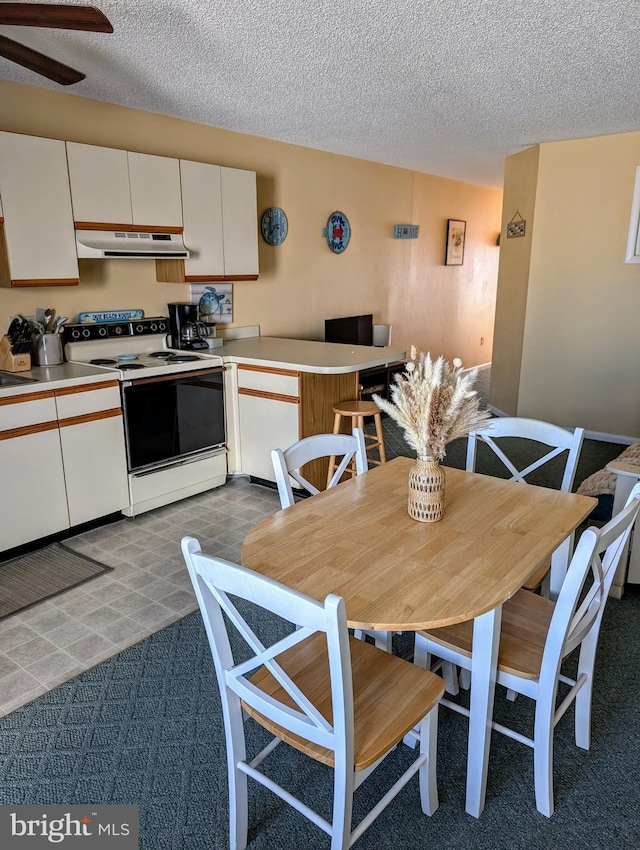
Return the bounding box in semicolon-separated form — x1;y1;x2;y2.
0;3;113;32
0;34;85;84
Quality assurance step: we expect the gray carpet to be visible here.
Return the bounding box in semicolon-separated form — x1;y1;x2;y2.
0;588;638;849
0;384;635;847
0;543;113;622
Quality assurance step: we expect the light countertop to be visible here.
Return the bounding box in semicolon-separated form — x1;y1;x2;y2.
217;337;406;373
0;362;118;399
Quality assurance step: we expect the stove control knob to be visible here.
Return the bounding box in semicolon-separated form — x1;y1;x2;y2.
150;322;158;332
82;328;91;339
114;326;123;335
71;328;81;340
98;326;108;337
135;323;145;334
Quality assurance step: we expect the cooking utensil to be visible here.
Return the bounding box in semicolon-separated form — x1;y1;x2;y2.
44;308;55;333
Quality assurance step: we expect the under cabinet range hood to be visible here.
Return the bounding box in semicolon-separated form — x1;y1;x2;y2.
76;230;190;259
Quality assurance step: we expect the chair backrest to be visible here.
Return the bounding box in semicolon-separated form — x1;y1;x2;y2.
539;483;640;684
272;427;368;508
466;417;585;492
181;536;353;762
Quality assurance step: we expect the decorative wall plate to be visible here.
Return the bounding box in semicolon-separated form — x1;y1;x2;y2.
326;211;350;253
261;207;288;246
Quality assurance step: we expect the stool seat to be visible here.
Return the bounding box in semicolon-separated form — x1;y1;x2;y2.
327;399;386;487
332;400;382;417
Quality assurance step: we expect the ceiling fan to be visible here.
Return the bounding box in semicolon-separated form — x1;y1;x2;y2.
0;2;112;85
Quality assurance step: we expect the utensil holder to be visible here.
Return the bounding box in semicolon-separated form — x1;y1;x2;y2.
0;335;31;372
32;333;64;367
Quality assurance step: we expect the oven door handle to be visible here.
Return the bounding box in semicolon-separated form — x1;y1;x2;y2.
121;366;226;388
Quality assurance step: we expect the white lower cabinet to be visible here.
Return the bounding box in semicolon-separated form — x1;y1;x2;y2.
237;366;300;482
0;382;129;553
58;412;129;526
0;424;69;551
55;382;129;525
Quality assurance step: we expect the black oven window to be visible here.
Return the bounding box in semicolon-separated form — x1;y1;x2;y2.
123;372;225;471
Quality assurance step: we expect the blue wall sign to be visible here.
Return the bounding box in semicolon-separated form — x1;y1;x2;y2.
394;225;420;239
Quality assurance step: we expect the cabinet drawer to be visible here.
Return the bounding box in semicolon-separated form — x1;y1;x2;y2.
0;392;57;431
55;382;121;418
237;366;299;398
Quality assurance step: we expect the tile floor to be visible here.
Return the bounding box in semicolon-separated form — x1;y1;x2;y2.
0;476;281;718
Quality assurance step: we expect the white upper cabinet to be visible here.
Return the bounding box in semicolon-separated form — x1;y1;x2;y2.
221;167;259;277
180;159;225;278
66;141;182;228
177;160;258;280
0;132;79;286
128;151;182;227
66;142;132;224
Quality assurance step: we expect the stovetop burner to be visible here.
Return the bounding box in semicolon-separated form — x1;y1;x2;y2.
90;358;118;366
148;351;172;359
119;363;146;371
167;354;202;362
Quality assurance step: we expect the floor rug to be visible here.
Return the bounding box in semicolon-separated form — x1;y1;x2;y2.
0;543;113;621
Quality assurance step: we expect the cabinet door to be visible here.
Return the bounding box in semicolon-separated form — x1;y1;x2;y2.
237;367;300;481
238;394;300;481
66;142;132;225
58;412;129;525
56;384;129;525
0;390;69;551
180;159;225;278
0;132;79;286
128;151;182;227
220;167;259;277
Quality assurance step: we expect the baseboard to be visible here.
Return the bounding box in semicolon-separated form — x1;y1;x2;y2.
485;408;635;445
584;430;636;445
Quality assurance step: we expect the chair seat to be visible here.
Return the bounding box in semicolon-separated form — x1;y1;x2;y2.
246;632;444;770
419;589;555;681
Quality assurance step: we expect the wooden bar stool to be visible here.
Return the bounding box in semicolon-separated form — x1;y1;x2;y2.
327;399;386;486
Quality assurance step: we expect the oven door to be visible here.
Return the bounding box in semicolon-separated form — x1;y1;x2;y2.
121;367;225;472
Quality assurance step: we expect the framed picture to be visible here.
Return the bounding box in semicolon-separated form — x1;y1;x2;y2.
445;219;466;265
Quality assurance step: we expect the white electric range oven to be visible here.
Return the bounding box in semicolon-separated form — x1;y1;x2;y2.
64;317;227;516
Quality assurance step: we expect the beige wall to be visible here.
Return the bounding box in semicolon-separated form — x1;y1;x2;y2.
0;81;501;366
495;131;640;437
490;146;539;415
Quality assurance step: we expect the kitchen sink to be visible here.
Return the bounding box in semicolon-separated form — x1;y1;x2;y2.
0;372;38;387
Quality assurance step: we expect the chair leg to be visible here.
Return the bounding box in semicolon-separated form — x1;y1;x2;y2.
418;704;439;815
331;757;354;850
442;662;460;695
353;628;392;652
226;699;249;849
574;638;597;750
533;699;555;817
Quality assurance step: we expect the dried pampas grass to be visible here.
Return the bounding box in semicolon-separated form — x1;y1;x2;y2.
373;347;491;461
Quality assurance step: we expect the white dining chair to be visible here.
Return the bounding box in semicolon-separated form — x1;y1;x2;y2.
413;482;640;817
466;417;585;595
271;428;367;509
272;429;393;653
182;536;444;850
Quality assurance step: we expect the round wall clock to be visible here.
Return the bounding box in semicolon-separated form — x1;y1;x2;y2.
326;210;351;253
261;207;288;246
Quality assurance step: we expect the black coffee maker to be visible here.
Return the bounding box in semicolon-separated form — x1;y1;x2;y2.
167;303;209;351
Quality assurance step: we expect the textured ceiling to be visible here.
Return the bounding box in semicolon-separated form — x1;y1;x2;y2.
1;0;640;187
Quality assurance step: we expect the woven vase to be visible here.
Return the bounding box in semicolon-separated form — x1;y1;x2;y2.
407;456;445;522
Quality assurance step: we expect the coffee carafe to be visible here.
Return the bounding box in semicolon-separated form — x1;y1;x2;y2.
167;303;209;351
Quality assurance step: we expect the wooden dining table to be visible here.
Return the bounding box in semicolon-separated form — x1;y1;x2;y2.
241;456;597;816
